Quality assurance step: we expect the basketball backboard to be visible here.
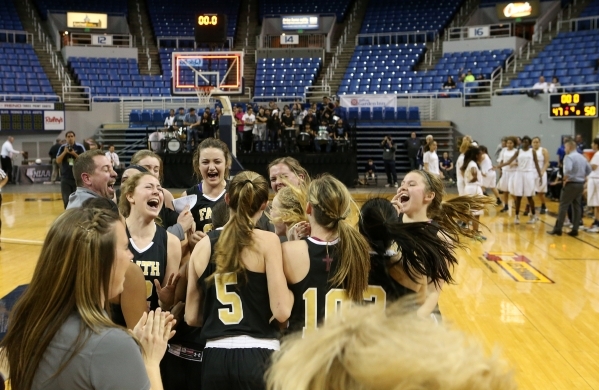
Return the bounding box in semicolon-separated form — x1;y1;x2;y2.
171;51;244;96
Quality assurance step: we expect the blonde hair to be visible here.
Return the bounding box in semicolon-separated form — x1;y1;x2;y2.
267;157;311;187
459;137;472;154
118;172;156;218
307;174;370;301
131;149;163;181
269;184;308;229
0;208;125;389
266;301;516;390
209;171;269;282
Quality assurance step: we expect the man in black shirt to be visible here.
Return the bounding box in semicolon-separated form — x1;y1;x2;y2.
405;132;421;171
281;107;295;153
48;138;63;184
56;131;86;208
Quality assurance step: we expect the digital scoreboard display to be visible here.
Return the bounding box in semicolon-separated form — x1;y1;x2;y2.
0;102;65;134
549;92;598;119
194;14;227;43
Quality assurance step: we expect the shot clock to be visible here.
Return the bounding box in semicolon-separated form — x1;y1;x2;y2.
549;92;598;118
194;13;227;44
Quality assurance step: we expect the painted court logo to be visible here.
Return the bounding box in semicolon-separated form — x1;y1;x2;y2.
483;252;554;283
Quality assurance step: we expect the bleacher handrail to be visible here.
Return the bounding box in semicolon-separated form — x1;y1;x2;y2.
65;33;133;48
532;0;563;43
462;79;492;106
445;23;513;41
156;36;234;50
0;29;34;45
495;84;599;95
0;94;61;102
557;15;599;33
355;30;439;47
322;0;358;88
251;95;307;103
63;85;90;109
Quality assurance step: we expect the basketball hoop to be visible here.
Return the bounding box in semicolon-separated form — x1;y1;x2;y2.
194;85;214;107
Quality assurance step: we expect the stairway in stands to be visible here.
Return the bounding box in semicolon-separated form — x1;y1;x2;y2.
129;0;161;76
355;122;454;176
232;0;259;99
13;0;64;99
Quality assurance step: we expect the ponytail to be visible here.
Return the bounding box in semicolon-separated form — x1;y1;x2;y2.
333;220;370;301
209;171;269;283
432;195;495;242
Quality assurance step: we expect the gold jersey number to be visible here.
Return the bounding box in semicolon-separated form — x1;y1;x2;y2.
302;285;386;337
215;273;244;325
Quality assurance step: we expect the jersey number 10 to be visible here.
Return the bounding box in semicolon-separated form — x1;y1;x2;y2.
302;286;386;337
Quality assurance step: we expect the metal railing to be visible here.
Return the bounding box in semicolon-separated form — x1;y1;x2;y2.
261;34;327;49
64;33;133;47
305;85;331;100
0;29;33;44
355;30;439;47
558;15;599;33
495;83;599;95
251;95;306;103
62;85;91;108
156;36;234;49
532;0;563;43
0;94;61;102
322;0;359;87
445;23;513;41
463;79;492;106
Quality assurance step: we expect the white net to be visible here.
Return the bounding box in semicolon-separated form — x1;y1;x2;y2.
195;86;214;107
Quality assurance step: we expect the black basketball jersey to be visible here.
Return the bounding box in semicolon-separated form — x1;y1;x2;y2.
186;183;226;233
127;224;168;311
368;253;415;302
199;230;279;342
287;237;344;336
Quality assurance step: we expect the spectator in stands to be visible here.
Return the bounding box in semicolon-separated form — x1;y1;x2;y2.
1;136;23;184
255;106;268;152
200;107;213;139
184;108;201;152
105;145;120;169
528;76;548;97
242;106;256;152
292;102;303;129
281;106;296;153
364;159;377;180
57;131;86;209
84;139;98;150
48;138;63;184
464;70;475;83
234;105;245;150
381;135;398;187
164;108;176;131
575;134;586;153
213;106;222;138
549;77;561;93
442;76;456;89
405;132;421;171
440;151;454;182
266;108;281;152
174;107;186;128
314;120;333;153
66;149;117;210
332;118;350;152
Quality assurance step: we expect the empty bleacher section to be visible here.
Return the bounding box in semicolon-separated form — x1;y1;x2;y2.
70;57;170;100
508;30;599;93
254;57;322;101
147;0;239;48
338;45;512;95
32;0;127;19
0;43;58;100
0;0;23;31
259;0;351;21
358;0;463;44
479;0;559;6
581;0;599;16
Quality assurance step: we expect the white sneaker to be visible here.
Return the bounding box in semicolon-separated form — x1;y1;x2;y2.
564;222;573;228
515;216;520;225
527;215;538;224
589;226;599;233
385;184;391;187
394;182;399;188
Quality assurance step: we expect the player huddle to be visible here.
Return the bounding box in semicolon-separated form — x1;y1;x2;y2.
0;141;515;390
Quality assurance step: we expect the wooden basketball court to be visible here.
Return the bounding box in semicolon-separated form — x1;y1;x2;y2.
1;188;598;389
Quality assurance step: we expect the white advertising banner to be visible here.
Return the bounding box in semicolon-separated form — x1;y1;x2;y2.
91;34;113;45
468;26;490;38
0;102;55;109
67;12;108;29
339;95;397;109
44;111;65;131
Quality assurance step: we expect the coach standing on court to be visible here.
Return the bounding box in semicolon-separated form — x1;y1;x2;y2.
1;136;23;184
405;132;421;171
56;131;86;209
547;139;591;237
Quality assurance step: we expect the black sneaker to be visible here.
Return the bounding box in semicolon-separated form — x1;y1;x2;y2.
496;198;502;206
500;205;509;213
540;206;546;215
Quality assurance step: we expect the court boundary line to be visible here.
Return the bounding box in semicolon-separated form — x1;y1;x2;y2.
2;237;44;245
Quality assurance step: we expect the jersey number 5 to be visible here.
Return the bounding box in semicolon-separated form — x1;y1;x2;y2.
302;286;386;337
215;273;244;325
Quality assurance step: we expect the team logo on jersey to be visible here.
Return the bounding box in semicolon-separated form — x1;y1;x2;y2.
483;252;554;283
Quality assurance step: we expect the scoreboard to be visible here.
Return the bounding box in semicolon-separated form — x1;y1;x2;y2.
549;92;598;119
0;102;65;134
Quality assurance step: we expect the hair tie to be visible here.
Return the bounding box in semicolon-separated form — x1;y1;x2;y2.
335;216;346;222
243;179;253;186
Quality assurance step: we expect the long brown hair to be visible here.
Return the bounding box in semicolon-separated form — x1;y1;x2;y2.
192;138;232;181
308;174;370;301
118;171;157;218
209;171;269;282
0;208;122;389
267;156;311;187
410;170;494;242
131;149;164;182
